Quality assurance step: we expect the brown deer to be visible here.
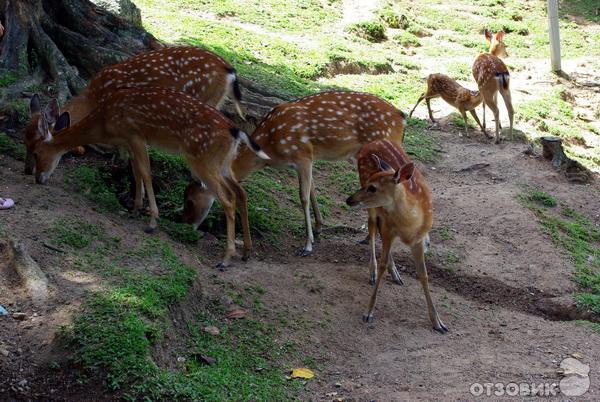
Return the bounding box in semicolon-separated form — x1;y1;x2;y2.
24;46;245;174
472;30;514;143
182;91;407;256
409;73;486;137
24;87;268;267
346;140;447;333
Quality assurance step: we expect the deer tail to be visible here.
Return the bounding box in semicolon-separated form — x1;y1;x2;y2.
226;68;246;121
495;72;510;90
229;127;269;160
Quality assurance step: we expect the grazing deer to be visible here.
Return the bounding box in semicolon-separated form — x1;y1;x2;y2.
24;46;245;174
409;73;486;137
472;30;514;143
183;91;407;256
24;87;268;267
346;140;447;333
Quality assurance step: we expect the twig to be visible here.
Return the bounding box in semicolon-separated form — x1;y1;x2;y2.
43;243;65;253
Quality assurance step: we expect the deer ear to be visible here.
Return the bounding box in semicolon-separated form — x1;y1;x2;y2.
394;163;415;183
30;94;41;116
484;29;492;42
44;99;60;125
371;154;393;172
36;114;52;142
54;112;70;131
495;31;505;41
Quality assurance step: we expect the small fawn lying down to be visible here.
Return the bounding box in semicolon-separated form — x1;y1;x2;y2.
346;140;447;333
182;90;406;256
409;73;485;137
24;87;268;267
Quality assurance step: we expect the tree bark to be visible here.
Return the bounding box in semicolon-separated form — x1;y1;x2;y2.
540;136;592;183
0;0;161;103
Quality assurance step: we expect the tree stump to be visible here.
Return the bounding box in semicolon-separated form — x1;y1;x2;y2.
540;136;592;183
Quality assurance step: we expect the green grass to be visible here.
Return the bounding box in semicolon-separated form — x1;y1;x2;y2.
47;217;115;249
0;72;18;87
347;21;387;43
518;187;600;317
404;118;438;162
61;236;300;399
68;165;124;213
0;132;26;161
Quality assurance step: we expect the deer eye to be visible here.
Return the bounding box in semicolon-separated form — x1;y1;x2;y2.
367;185;376;193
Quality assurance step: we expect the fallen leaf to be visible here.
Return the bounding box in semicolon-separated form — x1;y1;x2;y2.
203;326;220;335
291;367;315;379
571;352;584;360
225;308;246;319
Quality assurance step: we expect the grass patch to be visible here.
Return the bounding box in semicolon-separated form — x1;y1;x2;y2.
404;118;438;162
62;236;300;399
518;186;600;317
0;132;26;161
160;220;201;243
47;217;114;249
347;21;387;42
68;165;124;213
0;72;18;87
392;31;421;47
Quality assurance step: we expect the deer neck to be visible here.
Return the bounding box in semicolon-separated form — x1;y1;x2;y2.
231;148;266;181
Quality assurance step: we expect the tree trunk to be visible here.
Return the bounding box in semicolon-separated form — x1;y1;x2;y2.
540;136;592;183
0;0;161;103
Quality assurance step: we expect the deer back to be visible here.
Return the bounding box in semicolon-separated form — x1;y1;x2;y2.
234;91;406;174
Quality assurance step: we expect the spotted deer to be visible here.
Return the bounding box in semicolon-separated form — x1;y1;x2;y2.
24;87;268;267
346;140;447;333
472;30;514;143
24;46;245;174
409;73;486;137
183;91;407;256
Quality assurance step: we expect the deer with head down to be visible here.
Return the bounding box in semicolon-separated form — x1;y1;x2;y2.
472;30;514;143
409;73;486;137
24;45;245;174
25;87;268;267
182;90;407;256
346;139;447;333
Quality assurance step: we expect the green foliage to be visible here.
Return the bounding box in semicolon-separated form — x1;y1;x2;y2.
68;165;123;212
48;218;108;249
518;187;600;319
5;99;29;124
160;219;201;243
347;21;387;42
562;0;600;22
404;118;438;162
0;132;26;161
392;31;421;47
0;72;18;87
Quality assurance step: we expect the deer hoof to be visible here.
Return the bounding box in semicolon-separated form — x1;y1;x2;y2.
433;321;449;334
297;248;312;257
362;313;374;323
215;261;230;270
144;224;157;234
392;276;404;286
242;249;251;262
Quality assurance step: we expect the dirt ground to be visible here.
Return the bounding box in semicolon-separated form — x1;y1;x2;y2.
1;103;599;400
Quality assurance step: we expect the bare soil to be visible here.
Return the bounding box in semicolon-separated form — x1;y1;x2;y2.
1;103;599;400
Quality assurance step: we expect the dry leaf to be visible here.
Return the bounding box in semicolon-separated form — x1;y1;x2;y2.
203;326;220;335
291;367;315;379
225;308;246;319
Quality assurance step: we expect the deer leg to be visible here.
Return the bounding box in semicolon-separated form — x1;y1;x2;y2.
367;209;378;284
363;230;393;323
297;160;315;257
483;92;501;143
309;181;324;235
129;140;159;233
411;238;448;333
499;87;514;140
225;177;252;262
130;158;145;213
459;108;470;137
210;178;238;268
387;252;403;286
469;109;484;133
425;98;435;122
408;93;425;118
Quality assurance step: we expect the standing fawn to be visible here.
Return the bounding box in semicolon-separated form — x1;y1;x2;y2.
24;87;268;267
25;46;245;174
346;140;447;333
409;73;486;137
183;91;407;256
472;30;514;143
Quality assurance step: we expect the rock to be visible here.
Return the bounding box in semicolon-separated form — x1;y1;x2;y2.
203;326;220;335
12;312;27;320
194;354;217;366
90;0;142;27
0;348;9;357
335;382;342;388
176;356;186;363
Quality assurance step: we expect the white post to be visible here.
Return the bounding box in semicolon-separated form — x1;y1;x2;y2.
548;0;561;72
